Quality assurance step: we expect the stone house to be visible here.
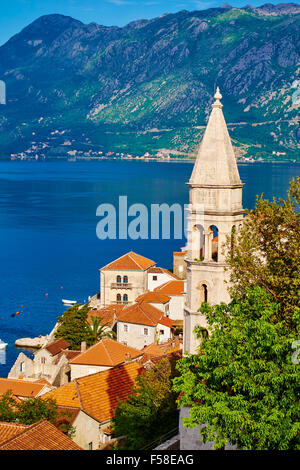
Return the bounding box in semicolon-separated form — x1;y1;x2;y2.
116;301;174;349
8;338;80;387
154;280;186;321
147;267;181;291
69;338;143;380
99;251;156;308
135;290;171;316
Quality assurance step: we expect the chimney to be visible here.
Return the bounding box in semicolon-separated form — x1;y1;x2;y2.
81;341;86;353
124;353;131;362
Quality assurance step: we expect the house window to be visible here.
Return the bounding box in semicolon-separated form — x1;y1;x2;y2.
41;357;46;364
116;293;122;304
123;294;128;303
152;275;157;281
144;328;149;336
88;442;93;450
123;275;128;284
124;324;128;332
122;341;128;346
20;362;24;372
159;330;164;335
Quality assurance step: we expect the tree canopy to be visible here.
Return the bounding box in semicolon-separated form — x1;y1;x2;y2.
55;303;93;349
112;357;179;450
173;287;300;450
226;176;300;329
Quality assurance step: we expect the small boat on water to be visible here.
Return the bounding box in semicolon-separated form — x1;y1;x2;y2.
0;340;8;350
62;299;77;306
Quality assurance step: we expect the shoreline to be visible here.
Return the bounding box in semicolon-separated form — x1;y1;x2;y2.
3;156;299;164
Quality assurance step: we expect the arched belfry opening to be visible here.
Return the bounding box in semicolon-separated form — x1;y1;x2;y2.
205;225;218;262
192;224;205;260
200;283;208;304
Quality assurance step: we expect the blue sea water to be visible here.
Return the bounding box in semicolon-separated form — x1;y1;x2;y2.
0;160;298;377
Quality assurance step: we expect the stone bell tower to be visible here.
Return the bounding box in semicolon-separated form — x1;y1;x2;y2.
184;88;244;354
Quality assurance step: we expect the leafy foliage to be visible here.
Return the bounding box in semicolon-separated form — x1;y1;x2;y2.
0;391;18;422
0;392;75;436
173;287;300;450
55;303;93;349
87;316;116;344
112;357;179;450
16;396;59;425
226;177;300;329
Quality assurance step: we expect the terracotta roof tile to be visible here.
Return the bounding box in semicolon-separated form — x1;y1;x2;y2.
0;420;82;450
148;267;181;279
154;280;185;296
101;251;155;271
75;361;142;422
69;338;143;367
45;338;70;356
43;361;143;424
0;423;29;445
158;316;175;328
0;378;48;399
43;382;81;408
173;251;187;257
117;301;164;326
135;291;170;304
87;305;125;328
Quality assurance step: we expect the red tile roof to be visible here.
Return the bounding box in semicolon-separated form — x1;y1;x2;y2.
44;361;143;423
0;422;28;445
148;267;181;279
69;338;143;367
0;378;49;399
0;420;82;450
117;301;171;327
158;316;175;328
135;291;170;304
101;251;156;271
173;251;187;257
142;339;182;357
87;304;125;328
154;280;185;296
45;338;70;356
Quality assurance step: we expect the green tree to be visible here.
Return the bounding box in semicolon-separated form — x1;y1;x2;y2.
0;392;75;435
112;357;179;449
173;287;300;450
55;303;93;349
226;177;300;329
87;316;116;344
16;396;59;425
0;391;17;422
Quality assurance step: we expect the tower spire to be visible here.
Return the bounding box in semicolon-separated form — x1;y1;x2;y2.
189;87;241;187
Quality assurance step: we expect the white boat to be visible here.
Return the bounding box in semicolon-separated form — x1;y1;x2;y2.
62;299;77;306
0;340;8;350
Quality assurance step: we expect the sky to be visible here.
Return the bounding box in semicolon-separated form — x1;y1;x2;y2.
0;0;299;46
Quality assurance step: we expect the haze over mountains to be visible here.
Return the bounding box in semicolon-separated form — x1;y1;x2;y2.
0;3;299;161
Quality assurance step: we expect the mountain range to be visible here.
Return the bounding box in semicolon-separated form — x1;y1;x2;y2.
0;3;299;161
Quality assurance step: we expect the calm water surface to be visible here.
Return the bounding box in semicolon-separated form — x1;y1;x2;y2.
0;160;298;376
